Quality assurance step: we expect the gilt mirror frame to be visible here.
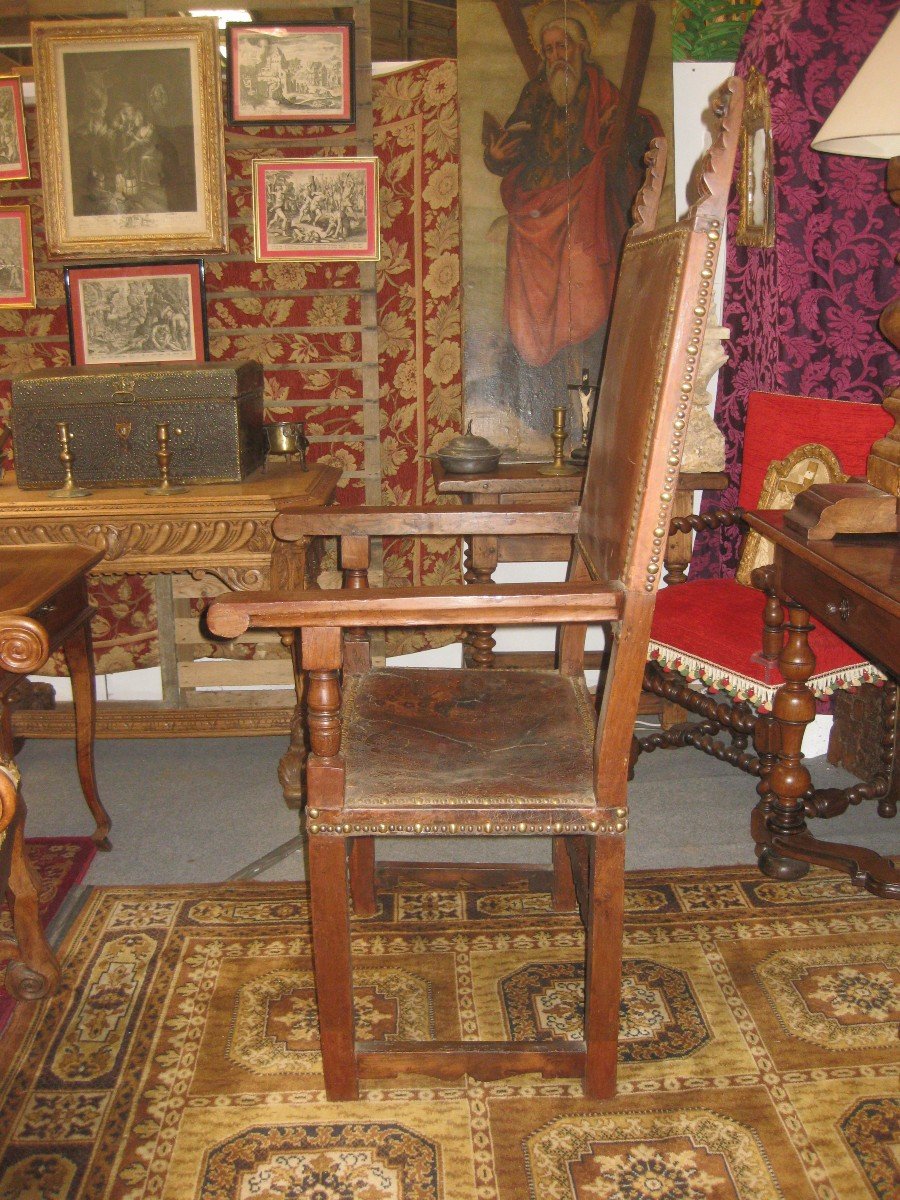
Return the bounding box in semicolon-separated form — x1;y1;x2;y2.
736;66;775;248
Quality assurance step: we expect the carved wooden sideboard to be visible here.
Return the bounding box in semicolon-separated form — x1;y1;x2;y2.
0;461;340;741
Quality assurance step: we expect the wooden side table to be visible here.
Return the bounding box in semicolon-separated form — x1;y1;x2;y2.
1;544;107;999
433;463;728;670
0;462;340;743
744;511;899;898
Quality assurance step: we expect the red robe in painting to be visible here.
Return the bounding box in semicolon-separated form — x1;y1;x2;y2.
496;63;655;368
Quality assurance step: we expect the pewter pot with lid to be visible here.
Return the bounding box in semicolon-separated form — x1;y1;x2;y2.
436;421;501;474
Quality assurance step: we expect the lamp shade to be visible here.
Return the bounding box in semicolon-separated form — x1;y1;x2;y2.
812;10;900;158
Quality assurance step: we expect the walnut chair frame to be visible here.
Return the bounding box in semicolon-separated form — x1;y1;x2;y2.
208;80;743;1101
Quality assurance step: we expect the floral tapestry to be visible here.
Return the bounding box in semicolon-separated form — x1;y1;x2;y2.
374;59;464;656
691;0;900;577
0;58;464;672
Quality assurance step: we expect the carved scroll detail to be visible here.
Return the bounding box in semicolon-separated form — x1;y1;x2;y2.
686;77;744;225
0;616;50;673
630;137;667;236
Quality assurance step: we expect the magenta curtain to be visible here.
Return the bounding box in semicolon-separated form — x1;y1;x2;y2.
691;0;900;578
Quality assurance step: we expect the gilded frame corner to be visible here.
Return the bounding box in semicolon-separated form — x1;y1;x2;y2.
736;67;775;249
32;17;227;260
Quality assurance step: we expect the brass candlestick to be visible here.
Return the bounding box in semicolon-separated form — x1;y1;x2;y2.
145;422;187;494
49;421;91;498
539;405;580;476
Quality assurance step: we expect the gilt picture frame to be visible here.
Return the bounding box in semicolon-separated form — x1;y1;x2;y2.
737;66;775;248
0;206;35;309
0;75;29;181
31;17;227;259
227;23;355;125
64;260;208;367
252;157;379;262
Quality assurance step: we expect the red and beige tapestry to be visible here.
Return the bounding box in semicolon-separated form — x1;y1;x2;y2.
374;59;464;655
0;58;463;671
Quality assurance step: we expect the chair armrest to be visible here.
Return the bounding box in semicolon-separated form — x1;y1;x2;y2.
207;581;623;637
668;506;744;536
273;503;581;541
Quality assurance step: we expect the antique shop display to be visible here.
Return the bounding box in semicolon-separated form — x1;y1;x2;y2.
0;205;34;308
252;157;379;261
0;75;29;181
227;23;355;125
65;261;208;367
31;17;227;259
458;0;675;454
736;67;774;247
11;360;265;489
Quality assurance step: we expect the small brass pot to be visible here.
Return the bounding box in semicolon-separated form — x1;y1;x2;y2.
265;421;308;469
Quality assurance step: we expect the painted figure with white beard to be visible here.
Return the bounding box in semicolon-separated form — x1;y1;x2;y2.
484;10;659;438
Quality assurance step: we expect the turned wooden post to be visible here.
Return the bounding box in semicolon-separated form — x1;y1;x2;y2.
757;594;815;880
341;534;372;676
468;534;499;668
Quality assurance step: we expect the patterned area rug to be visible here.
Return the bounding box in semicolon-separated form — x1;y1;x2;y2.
0;837;96;1035
0;864;897;1199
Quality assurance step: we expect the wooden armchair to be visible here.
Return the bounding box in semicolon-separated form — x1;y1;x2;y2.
636;391;898;844
207;80;743;1101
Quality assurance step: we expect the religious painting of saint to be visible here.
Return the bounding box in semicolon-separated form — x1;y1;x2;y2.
459;0;675;456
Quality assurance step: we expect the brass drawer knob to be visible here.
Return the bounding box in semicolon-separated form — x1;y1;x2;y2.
825;597;851;621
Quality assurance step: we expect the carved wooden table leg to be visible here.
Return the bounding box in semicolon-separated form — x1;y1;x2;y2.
754;594;814;881
63;615;111;850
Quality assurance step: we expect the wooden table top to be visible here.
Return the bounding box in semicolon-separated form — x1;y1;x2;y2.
746;510;900;619
433;461;728;496
0;544;105;613
0;461;341;520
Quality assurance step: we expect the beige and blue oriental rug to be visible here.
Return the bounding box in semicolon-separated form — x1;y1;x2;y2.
0;863;896;1198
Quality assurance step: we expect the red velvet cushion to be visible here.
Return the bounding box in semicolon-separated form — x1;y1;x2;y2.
649;579;880;706
738;392;893;508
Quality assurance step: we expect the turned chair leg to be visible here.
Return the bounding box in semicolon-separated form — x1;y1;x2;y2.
583;833;625;1099
349;838;377;916
309;834;359;1100
63;621;111;851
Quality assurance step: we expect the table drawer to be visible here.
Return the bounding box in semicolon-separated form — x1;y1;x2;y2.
780;554;897;670
28;577;90;649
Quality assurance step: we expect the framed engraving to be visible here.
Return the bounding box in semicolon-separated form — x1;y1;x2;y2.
252;157;379;262
0;75;29;181
32;17;227;259
64;260;208;366
737;66;775;248
227;23;354;125
0;206;35;308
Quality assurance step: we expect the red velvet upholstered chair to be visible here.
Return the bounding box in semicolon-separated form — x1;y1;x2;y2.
637;391;897;826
